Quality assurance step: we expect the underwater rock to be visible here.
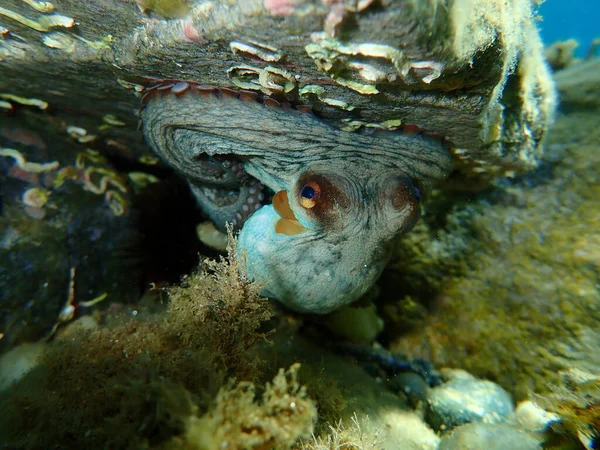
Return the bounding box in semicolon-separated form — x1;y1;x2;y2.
439;423;542;450
515;400;560;434
386;105;600;399
0;341;45;391
0;112;142;351
0;0;555;177
554;56;600;111
425;369;514;432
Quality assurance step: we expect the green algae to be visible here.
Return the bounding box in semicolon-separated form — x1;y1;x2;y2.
385;110;600;400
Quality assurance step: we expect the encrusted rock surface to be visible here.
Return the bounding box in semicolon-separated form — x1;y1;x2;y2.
0;111;142;350
1;0;555;179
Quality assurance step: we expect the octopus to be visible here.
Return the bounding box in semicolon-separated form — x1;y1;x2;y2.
140;81;453;314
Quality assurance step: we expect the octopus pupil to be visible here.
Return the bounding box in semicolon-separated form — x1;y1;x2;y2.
301;185;315;199
413;186;422;203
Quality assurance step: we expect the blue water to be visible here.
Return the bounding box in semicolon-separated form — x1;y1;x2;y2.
538;0;599;57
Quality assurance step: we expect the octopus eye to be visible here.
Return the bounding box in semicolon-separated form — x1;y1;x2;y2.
392;177;421;210
412;185;422;203
299;182;321;209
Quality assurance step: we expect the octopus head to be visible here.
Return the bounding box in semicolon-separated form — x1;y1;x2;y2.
238;164;422;314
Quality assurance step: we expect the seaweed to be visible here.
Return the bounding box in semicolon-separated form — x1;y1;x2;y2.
300;413;382;450
167;363;317;450
0;235;280;449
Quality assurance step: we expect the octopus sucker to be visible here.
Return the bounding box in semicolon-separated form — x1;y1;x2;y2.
170;81;190;95
156;82;175;91
140;81;453;313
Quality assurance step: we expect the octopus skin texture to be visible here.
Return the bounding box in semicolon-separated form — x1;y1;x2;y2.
140;82;453;314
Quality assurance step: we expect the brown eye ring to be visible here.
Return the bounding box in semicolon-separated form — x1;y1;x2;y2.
392;176;421;210
299;181;321;209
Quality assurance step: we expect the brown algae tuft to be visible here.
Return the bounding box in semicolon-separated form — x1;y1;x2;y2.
0;237;298;449
166;235;274;378
169;363;317;450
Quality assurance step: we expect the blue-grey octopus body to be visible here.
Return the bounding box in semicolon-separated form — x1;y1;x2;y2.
140;82;453;313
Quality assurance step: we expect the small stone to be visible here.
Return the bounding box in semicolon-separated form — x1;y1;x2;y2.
391;371;430;405
322;301;383;343
515;400;560;433
196;221;228;251
439;423;542;450
0;342;45;391
425;369;514;432
385;410;440;450
57;315;100;340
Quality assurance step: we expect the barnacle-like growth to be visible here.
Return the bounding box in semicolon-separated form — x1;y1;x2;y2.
229;40;283;62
